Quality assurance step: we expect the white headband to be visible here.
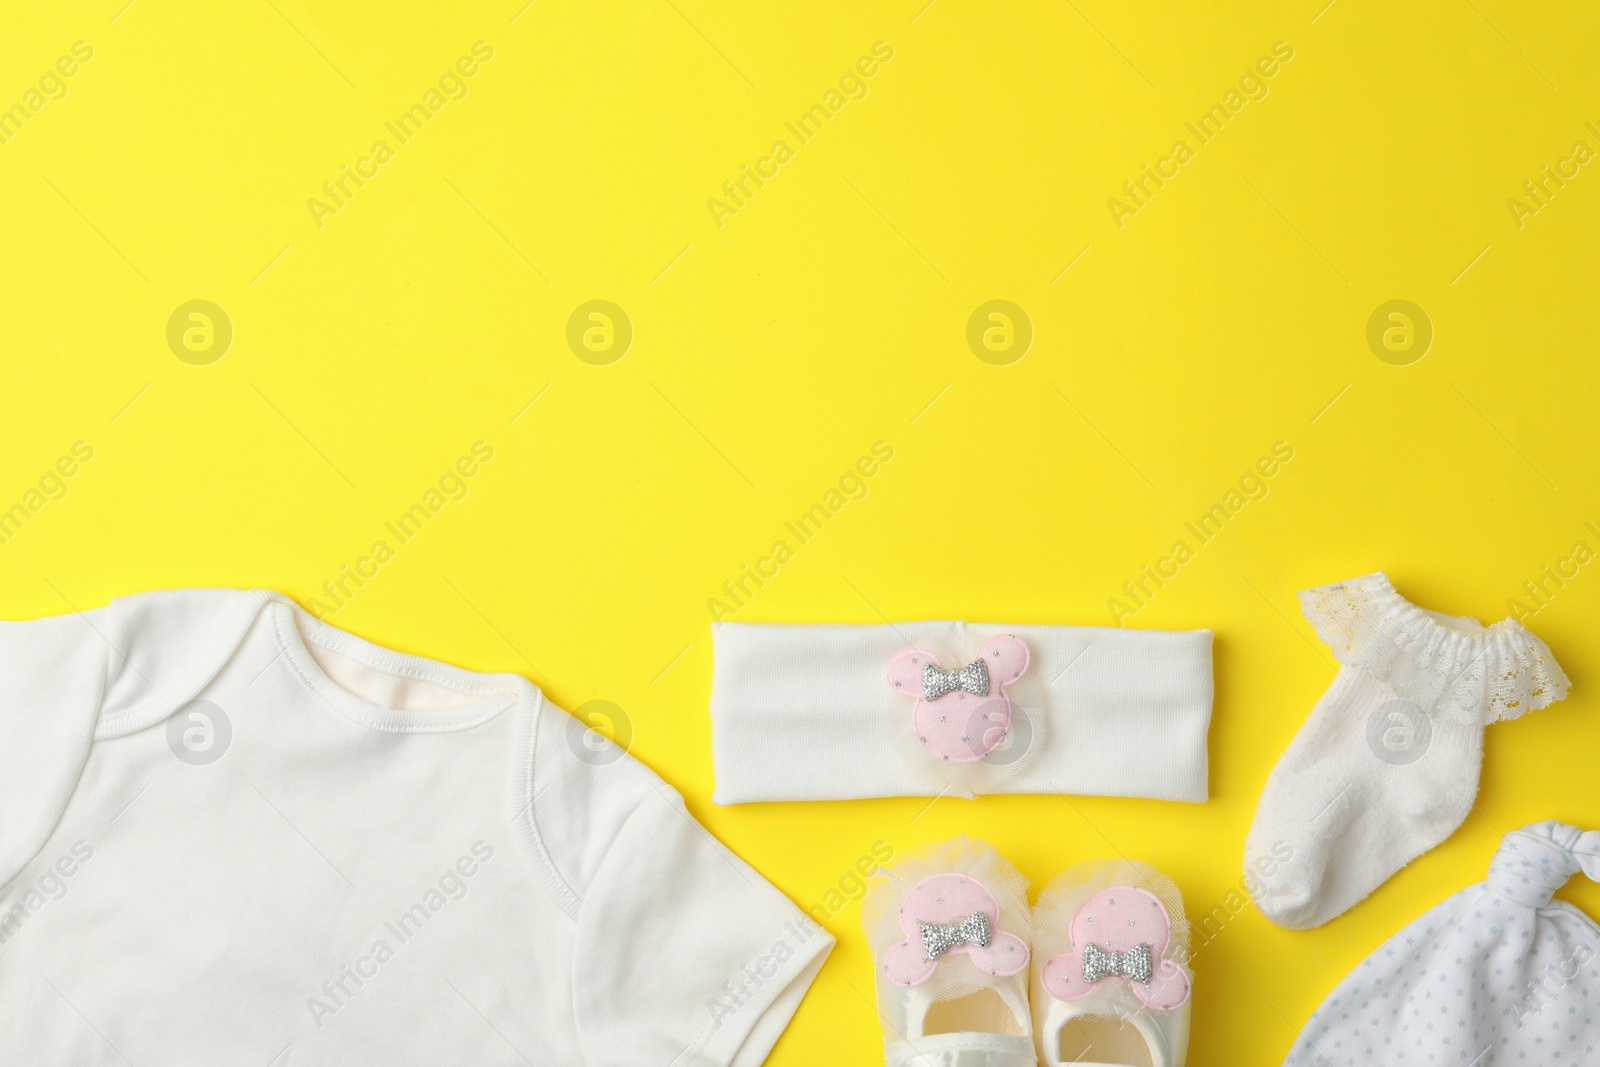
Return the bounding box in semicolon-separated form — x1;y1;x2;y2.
709;621;1213;804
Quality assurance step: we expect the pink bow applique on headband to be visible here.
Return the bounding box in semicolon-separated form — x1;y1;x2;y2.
1041;886;1190;1010
888;635;1029;763
882;873;1029;988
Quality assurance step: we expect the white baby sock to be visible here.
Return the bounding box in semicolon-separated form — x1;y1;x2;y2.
1244;572;1569;929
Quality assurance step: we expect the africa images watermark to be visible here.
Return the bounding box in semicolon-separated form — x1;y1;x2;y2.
166;700;233;766
1183;839;1294;963
1107;440;1295;626
1506;121;1600;231
563;699;634;767
706;41;896;229
0;840;95;951
307;440;496;618
306;41;495;230
1106;40;1295;229
707;841;894;1029
706;916;825;1029
1511;938;1597;1029
805;840;895;928
1505;519;1600;622
306;840;496;1028
707;440;895;620
0;440;96;548
0;40;94;148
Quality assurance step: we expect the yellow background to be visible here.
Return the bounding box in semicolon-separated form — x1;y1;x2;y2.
4;0;1599;1062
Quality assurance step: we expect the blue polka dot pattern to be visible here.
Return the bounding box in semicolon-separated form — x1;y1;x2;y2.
1283;821;1600;1067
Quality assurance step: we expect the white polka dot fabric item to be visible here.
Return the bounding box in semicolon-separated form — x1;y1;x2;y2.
1284;821;1600;1066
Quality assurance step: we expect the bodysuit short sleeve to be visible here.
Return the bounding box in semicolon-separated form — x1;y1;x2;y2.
0;589;266;889
526;699;832;1067
0;605;112;889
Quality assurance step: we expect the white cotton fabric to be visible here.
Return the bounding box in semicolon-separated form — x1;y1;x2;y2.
0;589;830;1067
710;622;1214;804
1284;821;1600;1067
1245;572;1570;930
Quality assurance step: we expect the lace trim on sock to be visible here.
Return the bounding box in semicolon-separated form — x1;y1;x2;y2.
1297;571;1569;727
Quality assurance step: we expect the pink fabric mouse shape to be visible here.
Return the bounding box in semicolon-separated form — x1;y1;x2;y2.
1041;886;1190;1010
882;872;1030;987
887;635;1029;763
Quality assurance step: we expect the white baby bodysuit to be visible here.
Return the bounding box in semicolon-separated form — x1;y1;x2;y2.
0;589;830;1066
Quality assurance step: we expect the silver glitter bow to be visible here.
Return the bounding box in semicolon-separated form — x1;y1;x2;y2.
919;911;992;960
922;658;990;702
1082;941;1153;985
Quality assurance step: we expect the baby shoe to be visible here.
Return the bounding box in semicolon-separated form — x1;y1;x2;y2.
862;837;1035;1067
1031;860;1193;1067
